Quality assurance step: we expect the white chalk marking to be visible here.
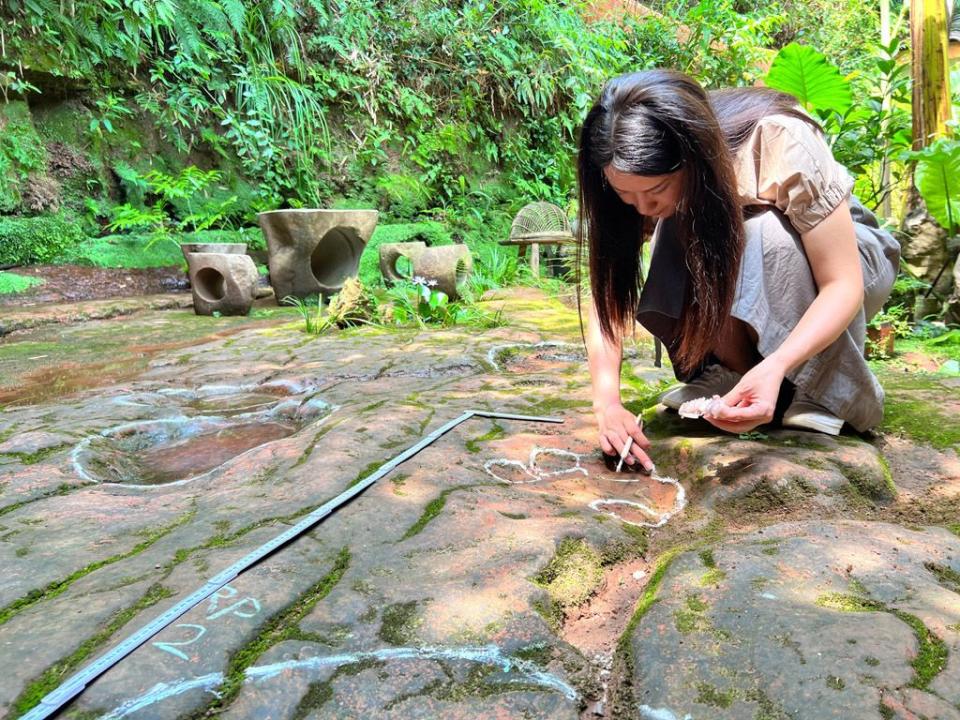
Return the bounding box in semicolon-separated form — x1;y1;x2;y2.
483;446;587;485
638;706;693;720
588;472;686;529
102;644;577;718
71;405;338;488
151;624;206;661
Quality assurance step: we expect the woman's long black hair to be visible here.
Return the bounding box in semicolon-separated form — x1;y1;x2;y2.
577;69;815;375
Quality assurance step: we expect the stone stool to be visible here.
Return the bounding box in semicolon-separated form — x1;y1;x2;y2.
180;242;247;261
412;245;473;300
257;209;379;301
186;252;259;316
379;241;426;285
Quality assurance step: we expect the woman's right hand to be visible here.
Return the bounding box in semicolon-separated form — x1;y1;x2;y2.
595;402;654;472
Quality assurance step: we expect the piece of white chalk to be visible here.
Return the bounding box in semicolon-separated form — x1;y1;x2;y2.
615;413;643;472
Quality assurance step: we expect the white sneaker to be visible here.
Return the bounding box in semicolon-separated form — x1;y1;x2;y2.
660;364;743;411
782;393;844;435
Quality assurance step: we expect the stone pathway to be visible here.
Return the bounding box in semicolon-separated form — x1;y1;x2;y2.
0;287;957;719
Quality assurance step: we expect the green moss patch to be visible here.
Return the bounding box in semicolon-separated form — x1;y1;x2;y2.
0;509;194;626
12;583;173;716
618;548;681;654
202;547;350;714
828;460;897;503
876;372;960;450
0;443;70;465
716;475;818;516
533;537;604;611
465;421;505;453
379;601;422;645
401;489;452;540
816;592;947;689
924;562;960;593
695;682;735;708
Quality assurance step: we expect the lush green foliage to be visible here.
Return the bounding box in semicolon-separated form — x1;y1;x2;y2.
107;166;240;248
730;0;883;72
54;229;261;268
0;101;48;212
903;137;960;235
0;214;86;266
764;43;851;115
763;38;912;212
283;277;502;335
2;0;783;219
383;278;503;329
2;0;329;206
0;271;43;294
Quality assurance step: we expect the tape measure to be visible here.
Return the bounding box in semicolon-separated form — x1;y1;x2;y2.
25;409;563;719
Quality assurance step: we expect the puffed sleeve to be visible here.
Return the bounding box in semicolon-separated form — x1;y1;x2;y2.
733;114;854;234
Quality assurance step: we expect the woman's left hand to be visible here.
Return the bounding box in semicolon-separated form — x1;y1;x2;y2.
705;358;786;433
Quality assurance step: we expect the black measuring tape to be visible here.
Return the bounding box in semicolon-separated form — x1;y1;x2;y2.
24;409;562;719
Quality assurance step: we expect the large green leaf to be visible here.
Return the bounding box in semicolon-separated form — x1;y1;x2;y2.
764;43;852;115
906;138;960;234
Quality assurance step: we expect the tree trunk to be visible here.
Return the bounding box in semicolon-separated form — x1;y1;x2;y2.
902;0;953;320
910;0;951;149
880;0;892;218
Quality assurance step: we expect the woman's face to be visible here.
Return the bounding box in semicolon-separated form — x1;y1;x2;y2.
603;166;684;220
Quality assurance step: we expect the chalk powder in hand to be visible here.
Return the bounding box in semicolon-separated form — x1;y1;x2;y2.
678;394;724;419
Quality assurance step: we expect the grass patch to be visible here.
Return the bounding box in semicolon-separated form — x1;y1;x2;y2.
0;271;42;294
54;228;262;269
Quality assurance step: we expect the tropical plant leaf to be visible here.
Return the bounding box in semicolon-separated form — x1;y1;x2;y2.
764;43;852;115
904;138;960;234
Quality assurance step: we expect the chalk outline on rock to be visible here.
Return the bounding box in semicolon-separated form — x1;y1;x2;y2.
73;384;337;488
485;445;686;528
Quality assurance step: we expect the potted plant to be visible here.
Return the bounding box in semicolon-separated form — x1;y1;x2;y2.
866;304;910;359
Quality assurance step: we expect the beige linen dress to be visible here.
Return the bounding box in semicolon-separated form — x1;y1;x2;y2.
636;114;901;431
